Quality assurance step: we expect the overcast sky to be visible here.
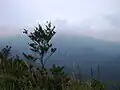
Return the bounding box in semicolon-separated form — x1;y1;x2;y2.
0;0;120;42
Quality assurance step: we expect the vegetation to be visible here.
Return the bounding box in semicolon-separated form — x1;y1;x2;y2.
0;21;118;90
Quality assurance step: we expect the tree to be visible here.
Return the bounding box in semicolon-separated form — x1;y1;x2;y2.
23;21;56;69
0;45;12;73
22;22;71;90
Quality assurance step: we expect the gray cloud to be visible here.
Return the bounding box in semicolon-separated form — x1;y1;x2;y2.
54;12;120;42
0;0;120;26
0;0;120;42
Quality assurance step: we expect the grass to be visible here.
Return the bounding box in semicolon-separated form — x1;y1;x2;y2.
0;22;118;90
0;49;106;90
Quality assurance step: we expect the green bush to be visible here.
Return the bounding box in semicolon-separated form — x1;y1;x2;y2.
0;21;116;90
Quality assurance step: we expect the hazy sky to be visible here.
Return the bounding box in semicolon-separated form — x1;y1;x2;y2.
0;0;120;42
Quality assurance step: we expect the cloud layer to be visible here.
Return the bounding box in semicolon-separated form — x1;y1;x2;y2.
0;0;120;42
54;12;120;42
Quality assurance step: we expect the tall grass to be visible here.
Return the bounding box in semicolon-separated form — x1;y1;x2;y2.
0;46;106;90
1;46;120;90
0;22;118;90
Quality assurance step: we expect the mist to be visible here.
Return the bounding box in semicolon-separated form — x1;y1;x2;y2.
0;0;120;42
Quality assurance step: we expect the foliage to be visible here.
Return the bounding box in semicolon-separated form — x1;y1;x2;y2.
0;21;117;90
0;22;70;90
23;21;56;69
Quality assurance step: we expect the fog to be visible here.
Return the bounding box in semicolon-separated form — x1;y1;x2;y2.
0;0;120;42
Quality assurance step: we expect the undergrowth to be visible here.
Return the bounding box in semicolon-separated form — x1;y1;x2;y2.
0;22;118;90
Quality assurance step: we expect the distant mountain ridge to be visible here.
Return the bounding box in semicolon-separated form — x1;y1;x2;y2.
0;34;120;63
1;33;120;82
